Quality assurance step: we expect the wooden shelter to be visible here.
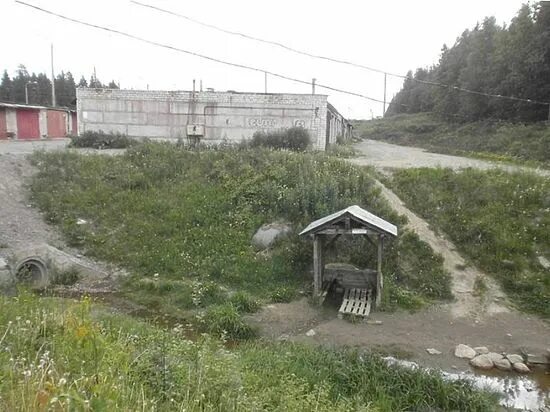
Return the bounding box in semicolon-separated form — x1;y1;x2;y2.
300;205;397;316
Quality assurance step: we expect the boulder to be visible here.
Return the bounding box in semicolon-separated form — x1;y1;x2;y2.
455;344;476;359
494;358;512;371
426;348;442;355
512;362;530;373
251;223;293;250
487;352;504;363
305;329;316;337
470;355;494;370
506;354;523;364
474;346;489;355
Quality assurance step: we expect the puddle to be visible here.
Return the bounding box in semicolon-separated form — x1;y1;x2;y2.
384;357;549;411
465;367;550;411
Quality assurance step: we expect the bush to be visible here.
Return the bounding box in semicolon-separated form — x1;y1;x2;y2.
250;127;310;151
50;267;80;286
202;303;258;340
229;291;260;313
70;130;137;149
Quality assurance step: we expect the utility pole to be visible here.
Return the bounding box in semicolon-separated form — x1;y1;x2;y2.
383;72;387;116
312;78;316;95
51;43;56;107
25;81;37;104
264;72;267;93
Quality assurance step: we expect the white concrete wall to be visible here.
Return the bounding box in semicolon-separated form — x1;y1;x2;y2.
5;109;16;137
77;88;330;150
38;110;48;138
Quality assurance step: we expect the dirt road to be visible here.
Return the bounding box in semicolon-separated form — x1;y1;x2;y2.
350;139;550;177
0;139;117;290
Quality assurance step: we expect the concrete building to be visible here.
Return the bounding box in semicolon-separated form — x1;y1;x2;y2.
0;102;76;140
76;88;352;150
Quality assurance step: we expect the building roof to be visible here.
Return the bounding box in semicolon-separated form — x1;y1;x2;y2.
299;205;398;237
0;102;74;112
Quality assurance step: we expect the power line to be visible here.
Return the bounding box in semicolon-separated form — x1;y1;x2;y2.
132;0;550;107
15;0;393;107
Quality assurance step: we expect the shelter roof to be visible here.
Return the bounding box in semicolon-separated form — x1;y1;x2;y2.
299;205;397;237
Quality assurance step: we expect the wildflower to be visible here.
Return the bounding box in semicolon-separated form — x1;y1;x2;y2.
23;370;32;378
59;377;67;385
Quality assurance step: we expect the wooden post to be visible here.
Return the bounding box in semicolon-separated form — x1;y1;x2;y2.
313;234;322;301
376;234;384;307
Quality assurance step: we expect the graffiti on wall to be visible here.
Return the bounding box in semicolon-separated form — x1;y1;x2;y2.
247;118;308;128
247;118;277;128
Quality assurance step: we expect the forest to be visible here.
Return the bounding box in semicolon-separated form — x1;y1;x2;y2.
0;65;118;108
387;1;550;122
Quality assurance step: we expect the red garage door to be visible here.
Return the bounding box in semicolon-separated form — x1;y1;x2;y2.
0;109;7;139
47;110;67;138
16;109;40;139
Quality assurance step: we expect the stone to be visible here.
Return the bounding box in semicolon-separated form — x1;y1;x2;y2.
426;348;442;355
251;223;293;251
0;257;8;270
366;320;383;325
487;352;504;363
506;354;523;364
538;256;550;270
474;346;489;355
494;358;512;371
305;329;316;337
501;259;515;268
454;344;476;359
76;218;87;225
512;362;530;373
470;355;494;370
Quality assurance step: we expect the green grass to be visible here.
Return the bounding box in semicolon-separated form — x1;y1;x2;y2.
29;144;450;321
0;291;498;411
389;167;550;317
353;113;550;167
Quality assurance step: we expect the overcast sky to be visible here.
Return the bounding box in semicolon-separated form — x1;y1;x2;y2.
2;0;527;118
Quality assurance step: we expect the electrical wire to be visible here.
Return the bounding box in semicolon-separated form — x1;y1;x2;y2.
132;0;550;107
15;1;395;107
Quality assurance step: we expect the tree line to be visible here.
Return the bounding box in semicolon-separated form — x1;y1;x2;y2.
0;65;119;108
387;1;550;122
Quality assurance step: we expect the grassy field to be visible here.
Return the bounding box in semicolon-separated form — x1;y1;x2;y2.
388;167;550;317
353;113;550;167
0;291;497;411
29;144;451;334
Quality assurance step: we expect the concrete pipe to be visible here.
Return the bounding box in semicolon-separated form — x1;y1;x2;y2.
14;257;49;289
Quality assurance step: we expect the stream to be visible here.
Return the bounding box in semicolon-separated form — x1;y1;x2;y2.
384;357;549;411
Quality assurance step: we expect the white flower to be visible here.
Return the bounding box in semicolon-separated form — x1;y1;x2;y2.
58;377;67;385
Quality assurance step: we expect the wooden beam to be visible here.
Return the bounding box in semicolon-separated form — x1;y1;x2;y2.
313;235;322;299
317;228;378;235
376;234;384;307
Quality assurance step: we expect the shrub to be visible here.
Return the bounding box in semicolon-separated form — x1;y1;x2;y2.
70;130;137;149
250;127;310;151
229;291;260;313
50;267;80;286
202;303;258;340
